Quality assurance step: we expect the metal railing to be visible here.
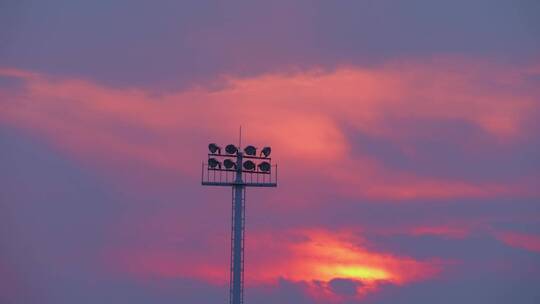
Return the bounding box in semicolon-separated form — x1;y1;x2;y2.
201;163;278;187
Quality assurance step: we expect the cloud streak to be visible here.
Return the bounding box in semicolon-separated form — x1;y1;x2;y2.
1;58;538;202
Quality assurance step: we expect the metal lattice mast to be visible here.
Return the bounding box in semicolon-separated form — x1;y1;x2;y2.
230;152;245;304
202;140;277;304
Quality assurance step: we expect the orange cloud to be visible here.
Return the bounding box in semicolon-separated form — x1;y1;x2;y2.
248;230;441;298
0;59;538;201
105;229;442;299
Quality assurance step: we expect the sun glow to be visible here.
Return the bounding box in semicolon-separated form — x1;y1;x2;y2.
318;265;391;281
239;230;441;298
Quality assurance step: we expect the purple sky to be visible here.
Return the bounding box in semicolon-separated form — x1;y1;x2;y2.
1;1;540;303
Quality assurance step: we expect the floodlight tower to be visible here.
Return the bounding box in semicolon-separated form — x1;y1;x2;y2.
202;142;277;304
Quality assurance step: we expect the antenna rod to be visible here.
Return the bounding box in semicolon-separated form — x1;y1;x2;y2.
239;126;242;148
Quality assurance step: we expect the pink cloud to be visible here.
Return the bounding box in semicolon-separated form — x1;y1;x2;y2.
0;59;538;201
5;59;535;300
495;231;540;253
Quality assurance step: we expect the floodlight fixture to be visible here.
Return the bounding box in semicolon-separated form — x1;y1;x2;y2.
208;143;221;154
226;144;238;155
208;158;221;169
244;145;257;156
258;161;271;172
261;146;271;157
224;159;237;169
243;160;256;170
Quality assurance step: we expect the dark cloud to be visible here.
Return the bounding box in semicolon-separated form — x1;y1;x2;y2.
0;127;124;302
343;117;540;183
365;272;540;304
247;278;314;304
364;230;540;263
0;74;25;89
328;278;363;297
1;0;539;89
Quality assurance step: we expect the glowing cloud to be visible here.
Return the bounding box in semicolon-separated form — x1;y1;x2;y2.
0;59;538;201
105;229;442;299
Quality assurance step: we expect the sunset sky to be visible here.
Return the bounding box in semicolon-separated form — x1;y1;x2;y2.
1;1;540;303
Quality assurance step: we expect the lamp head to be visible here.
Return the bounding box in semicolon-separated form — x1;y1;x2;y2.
223;159;236;169
225;144;238;155
208;143;221;154
243;160;256;171
208;158;221;169
258;161;271;172
261;147;271;157
244;145;257;156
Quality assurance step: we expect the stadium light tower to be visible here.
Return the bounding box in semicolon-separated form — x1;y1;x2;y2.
202;139;277;304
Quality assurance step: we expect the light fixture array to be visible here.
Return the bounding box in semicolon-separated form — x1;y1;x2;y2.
207;143;272;173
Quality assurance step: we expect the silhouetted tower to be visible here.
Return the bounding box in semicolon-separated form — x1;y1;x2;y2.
202;140;277;304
